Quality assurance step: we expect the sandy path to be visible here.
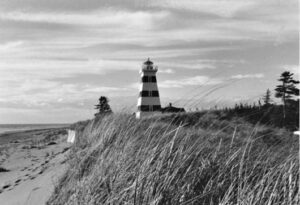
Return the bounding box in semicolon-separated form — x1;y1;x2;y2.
0;129;70;205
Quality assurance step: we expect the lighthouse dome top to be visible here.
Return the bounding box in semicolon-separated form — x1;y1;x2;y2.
142;58;157;72
144;58;153;65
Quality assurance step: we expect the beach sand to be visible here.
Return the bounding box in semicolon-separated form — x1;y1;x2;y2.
0;128;70;205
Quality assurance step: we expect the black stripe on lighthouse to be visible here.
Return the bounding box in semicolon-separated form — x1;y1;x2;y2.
141;76;157;83
139;91;160;97
138;105;161;111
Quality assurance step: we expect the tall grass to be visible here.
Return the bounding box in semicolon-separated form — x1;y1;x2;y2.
48;113;299;205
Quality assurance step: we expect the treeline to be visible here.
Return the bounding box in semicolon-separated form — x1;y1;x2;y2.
219;71;299;130
92;71;299;130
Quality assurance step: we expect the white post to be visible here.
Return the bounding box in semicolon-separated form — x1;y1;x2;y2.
67;129;76;143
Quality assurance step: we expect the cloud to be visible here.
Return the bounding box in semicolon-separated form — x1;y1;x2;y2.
160;75;222;88
0;10;170;29
0;0;297;123
151;0;255;18
159;68;175;74
151;0;297;22
0;77;132;110
157;59;246;71
1;0;297;48
83;86;129;93
0;59;141;81
231;73;264;79
160;61;216;70
0;41;24;51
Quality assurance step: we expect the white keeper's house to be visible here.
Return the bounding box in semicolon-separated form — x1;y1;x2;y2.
136;58;161;119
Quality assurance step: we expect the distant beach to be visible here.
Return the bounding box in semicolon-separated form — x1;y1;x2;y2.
0;124;69;135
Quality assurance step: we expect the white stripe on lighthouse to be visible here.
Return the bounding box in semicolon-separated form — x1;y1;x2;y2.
139;83;158;91
137;97;161;106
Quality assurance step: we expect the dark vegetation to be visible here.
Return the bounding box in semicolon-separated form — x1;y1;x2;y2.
0;167;10;172
203;71;299;130
48;71;299;204
47;141;57;145
48;112;299;205
213;100;298;130
94;96;112;117
18;128;67;150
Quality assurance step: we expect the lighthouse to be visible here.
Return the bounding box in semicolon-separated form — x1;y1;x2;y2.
136;58;161;119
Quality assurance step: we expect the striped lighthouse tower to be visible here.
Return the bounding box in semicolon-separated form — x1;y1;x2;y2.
136;58;161;119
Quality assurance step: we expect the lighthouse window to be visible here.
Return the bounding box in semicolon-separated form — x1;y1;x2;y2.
139;90;159;97
140;91;149;97
151;76;157;82
138;105;150;111
151;91;159;97
142;76;149;82
153;105;161;111
141;76;157;83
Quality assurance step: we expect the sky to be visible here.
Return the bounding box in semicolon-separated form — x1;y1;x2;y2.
0;0;298;123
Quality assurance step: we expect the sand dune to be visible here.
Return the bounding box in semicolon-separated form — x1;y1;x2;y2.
0;129;70;205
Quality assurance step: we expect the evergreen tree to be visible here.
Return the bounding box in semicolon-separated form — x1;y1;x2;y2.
275;71;299;119
262;89;272;106
94;96;112;116
258;99;262;110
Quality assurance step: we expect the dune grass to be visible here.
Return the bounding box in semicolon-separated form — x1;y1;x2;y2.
48;112;299;205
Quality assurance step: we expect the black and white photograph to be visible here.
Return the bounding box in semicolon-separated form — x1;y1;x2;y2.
0;0;299;204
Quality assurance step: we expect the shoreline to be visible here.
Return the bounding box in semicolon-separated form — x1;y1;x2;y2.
0;125;70;138
0;127;69;145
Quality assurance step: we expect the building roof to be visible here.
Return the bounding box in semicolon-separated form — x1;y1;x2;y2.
161;103;185;113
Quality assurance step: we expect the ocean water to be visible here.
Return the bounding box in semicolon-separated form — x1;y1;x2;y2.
0;124;69;135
